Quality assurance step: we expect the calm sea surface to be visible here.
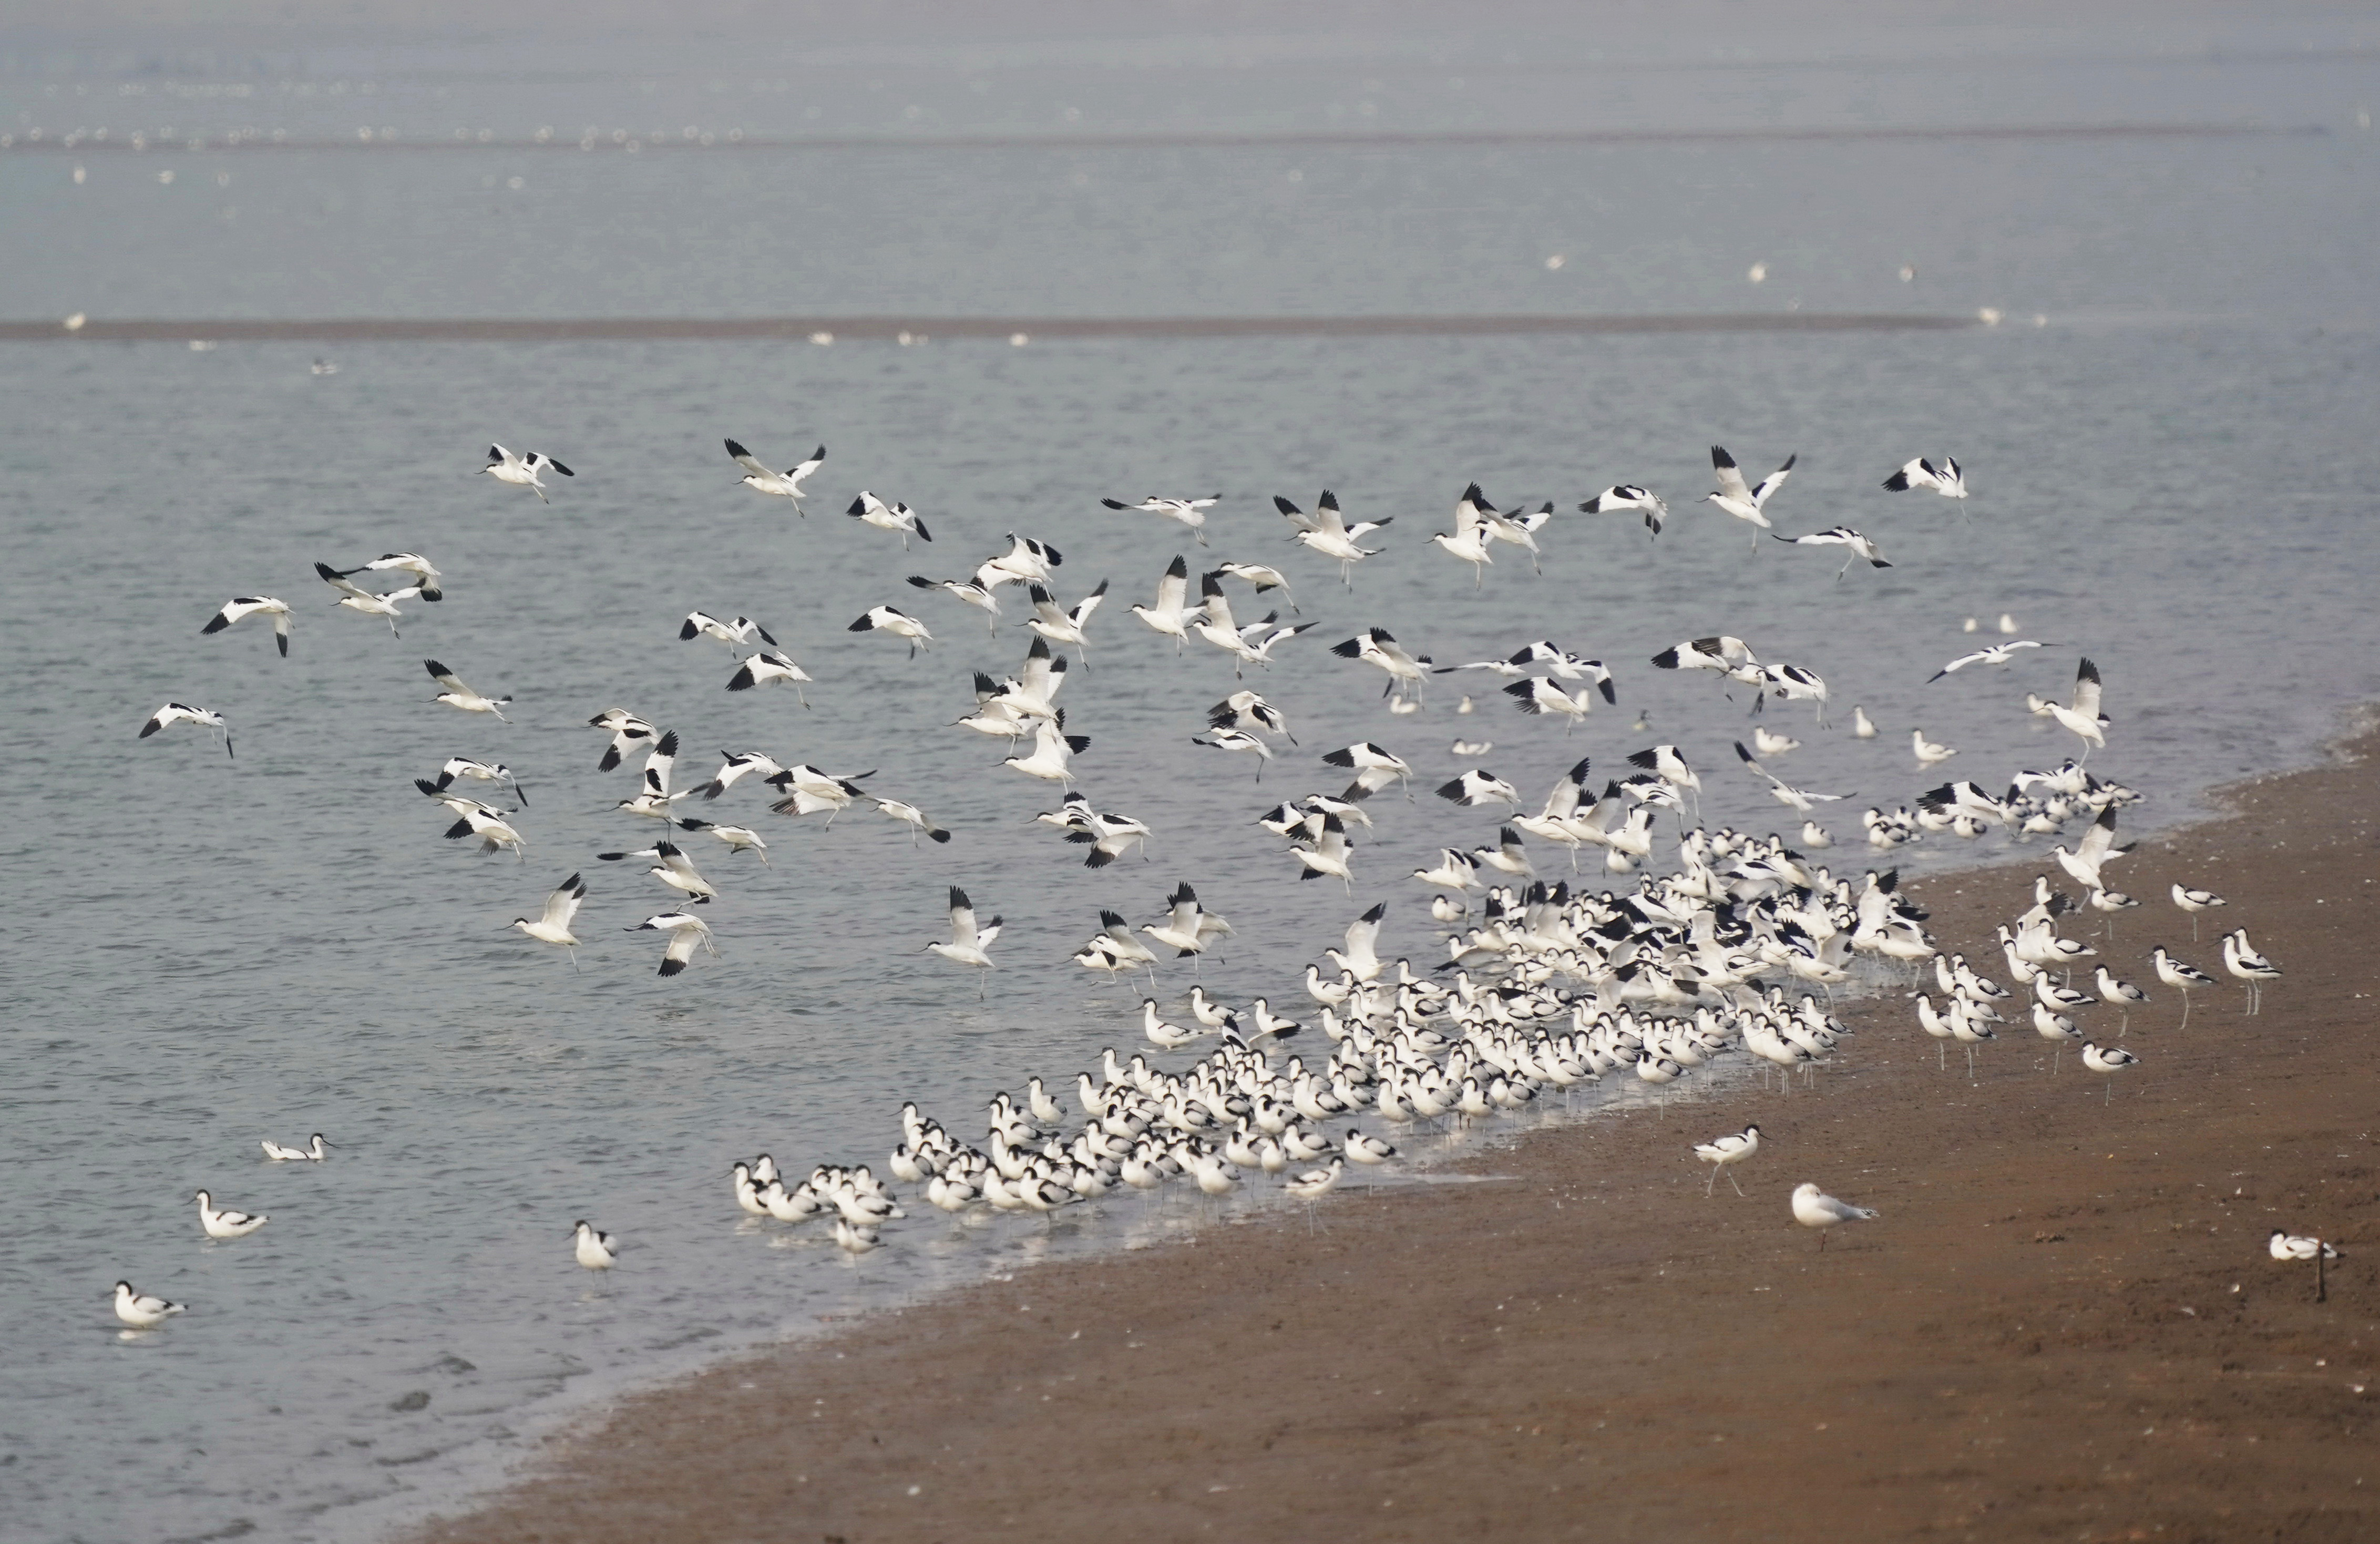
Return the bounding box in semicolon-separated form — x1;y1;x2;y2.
3;11;2378;1542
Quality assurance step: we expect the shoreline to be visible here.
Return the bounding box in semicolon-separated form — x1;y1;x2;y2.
401;722;2380;1544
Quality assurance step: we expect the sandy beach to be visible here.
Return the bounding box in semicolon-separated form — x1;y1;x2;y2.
414;728;2379;1544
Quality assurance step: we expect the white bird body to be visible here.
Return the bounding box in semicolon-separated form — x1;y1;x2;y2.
114;1281;186;1327
848;489;931;546
1129;555;1204;645
1703;445;1796;534
1103;493;1218;543
482;443;574;500
627;911;717;976
1276;490;1389;583
573;1220;618;1269
201;596;293;656
509;873;588;960
424;659;511;721
261;1132;331;1162
1693;1124;1761;1195
848;605;935;657
1791;1182;1877;1246
194;1189;268;1240
725;438;823;506
139;702;233;759
927;886;1002;973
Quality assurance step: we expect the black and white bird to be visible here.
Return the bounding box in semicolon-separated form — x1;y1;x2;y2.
1650;634;1759;676
1505;676;1598;728
1141;882;1232;959
627;912;717;977
1428;484;1500;587
926;885;1002;985
113;1281;186;1328
261;1132;332;1161
1926;640;2044;682
1320;741;1414;799
681;611;778;650
481;443;573;501
508;872;587;965
2046;657;2110;755
139;702;232;759
334;552;444;600
1289;812;1357;892
1001;712;1090;786
725;438;824;508
1882;455;1968;499
869;796;952;845
588;708;657;772
1208;690;1296;744
848;490;931;547
673;817;770;863
1194;726;1274;780
1693;1124;1762;1196
2049;806;2130;892
2270;1230;2342;1262
1331;627;1433;700
1128;556;1202;648
848;604;935;657
1101;494;1218;544
2221;928;2282;1014
724;650;813;702
1702;445;1796;543
2079;1041;2140;1101
1215;561;1298;613
1275;490;1389;584
2172;883;2227;939
572;1220;618;1270
1025;580;1109;662
420;757;526;807
2150;945;2217;1027
193;1189;269;1240
907;575;1002;633
315;562;424;636
630;840;717;904
425;659;511;721
766;762;876;822
1438;768;1522;807
440;798;527;860
1579;483;1669;536
1733;741;1850;812
201;596;293;657
1773;526;1890;579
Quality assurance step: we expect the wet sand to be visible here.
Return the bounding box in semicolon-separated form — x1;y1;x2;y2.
414;728;2380;1544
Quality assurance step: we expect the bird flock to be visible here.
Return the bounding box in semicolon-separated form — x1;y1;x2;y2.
116;434;2331;1327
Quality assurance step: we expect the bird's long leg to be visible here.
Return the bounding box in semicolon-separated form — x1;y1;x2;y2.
1706;1164;1719;1197
2180;991;2192;1030
1728;1169;1745;1198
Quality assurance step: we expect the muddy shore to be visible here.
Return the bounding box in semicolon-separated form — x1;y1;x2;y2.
414;732;2380;1544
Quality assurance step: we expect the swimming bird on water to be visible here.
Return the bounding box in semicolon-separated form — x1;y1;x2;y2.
508;872;587;968
113;1281;185;1328
1694;1124;1762;1196
194;1190;269;1240
481;443;573;502
201;596;293;657
425;660;510;721
139;702;232;759
572;1220;618;1269
261;1133;331;1162
1791;1182;1877;1249
725;439;823;509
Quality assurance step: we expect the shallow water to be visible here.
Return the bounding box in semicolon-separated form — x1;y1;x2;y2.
3;11;2379;1543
